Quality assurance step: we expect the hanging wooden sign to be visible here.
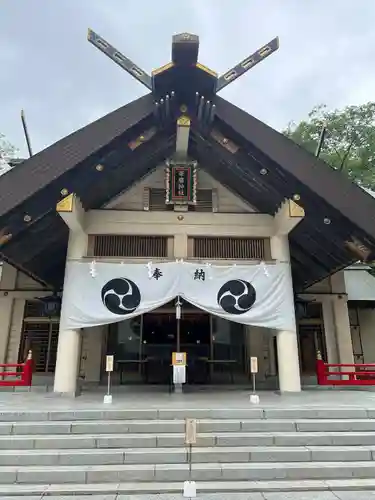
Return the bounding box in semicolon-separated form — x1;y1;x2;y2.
250;357;258;373
106;355;114;372
185;418;197;444
173;166;191;201
165;162;197;205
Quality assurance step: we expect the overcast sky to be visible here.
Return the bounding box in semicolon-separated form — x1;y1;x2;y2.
1;0;375;157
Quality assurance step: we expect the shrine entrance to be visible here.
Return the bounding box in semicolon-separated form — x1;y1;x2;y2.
142;310;210;384
105;300;247;385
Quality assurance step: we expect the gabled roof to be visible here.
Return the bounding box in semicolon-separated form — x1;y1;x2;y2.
0;95;155;218
1;33;375;290
215;97;375;237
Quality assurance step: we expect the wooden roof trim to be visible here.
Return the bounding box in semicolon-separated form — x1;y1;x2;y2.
0;93;155;218
214;96;375;239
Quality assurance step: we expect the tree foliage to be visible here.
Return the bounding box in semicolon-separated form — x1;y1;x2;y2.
284;103;375;190
0;133;16;160
0;133;17;175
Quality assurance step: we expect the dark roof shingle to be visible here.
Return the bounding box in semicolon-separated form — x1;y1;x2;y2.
215;96;375;238
0;94;154;217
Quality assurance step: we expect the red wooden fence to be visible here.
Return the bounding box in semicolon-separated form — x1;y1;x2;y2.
0;350;33;388
316;358;375;386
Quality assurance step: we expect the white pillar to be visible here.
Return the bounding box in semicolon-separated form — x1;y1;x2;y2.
333;296;354;365
53;229;88;395
270;235;301;392
6;299;26;364
277;330;301;392
53;329;81;394
358;309;375;363
329;271;354;368
321;298;339;364
0;264;17;364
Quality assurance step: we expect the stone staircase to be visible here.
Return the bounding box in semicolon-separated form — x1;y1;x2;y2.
1;405;375;497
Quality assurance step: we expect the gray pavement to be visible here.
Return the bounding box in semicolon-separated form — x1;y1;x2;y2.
4;492;375;499
1;388;375;411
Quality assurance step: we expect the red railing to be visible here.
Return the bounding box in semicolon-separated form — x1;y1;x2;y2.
316;357;375;386
0;350;33;388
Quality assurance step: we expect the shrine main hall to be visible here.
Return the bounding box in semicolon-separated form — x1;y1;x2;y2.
1;32;375;396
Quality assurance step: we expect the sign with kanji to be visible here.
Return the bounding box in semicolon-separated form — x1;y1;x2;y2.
250;357;258;373
165;162;197;205
173;166;190;200
172;352;187;366
193;268;206;281
185;418;197;444
106;355;114;372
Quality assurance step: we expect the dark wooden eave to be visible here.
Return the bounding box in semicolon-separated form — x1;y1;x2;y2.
1;90;375;290
214;97;375;239
0;94;172;287
0;94;155;218
210;97;375;287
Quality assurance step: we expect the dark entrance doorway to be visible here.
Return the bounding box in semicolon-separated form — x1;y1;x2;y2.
105;301;247;385
142;311;210;384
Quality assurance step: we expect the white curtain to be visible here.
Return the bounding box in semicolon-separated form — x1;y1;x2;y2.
60;261;295;331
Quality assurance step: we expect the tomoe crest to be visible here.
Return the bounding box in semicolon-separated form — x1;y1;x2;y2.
101;278;141;315
217;279;256;315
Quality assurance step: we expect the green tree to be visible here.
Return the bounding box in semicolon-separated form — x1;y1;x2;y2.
0;133;17;175
284;103;375;190
286;104;375;272
0;133;16;159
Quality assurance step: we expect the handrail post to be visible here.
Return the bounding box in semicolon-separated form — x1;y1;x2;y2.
316;350;326;385
21;350;33;388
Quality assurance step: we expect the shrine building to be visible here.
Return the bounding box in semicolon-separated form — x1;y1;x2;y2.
1;32;375;396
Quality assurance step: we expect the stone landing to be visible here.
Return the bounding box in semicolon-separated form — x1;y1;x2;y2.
0;390;375;498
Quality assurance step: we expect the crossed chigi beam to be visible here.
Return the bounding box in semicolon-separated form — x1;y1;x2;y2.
87;28;279;94
87;29;153;90
216;36;279;92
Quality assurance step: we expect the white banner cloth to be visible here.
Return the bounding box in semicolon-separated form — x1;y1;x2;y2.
61;261;295;331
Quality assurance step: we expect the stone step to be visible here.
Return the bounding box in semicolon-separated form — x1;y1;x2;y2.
0;445;375;466
0;461;375;483
2;418;375;435
2;430;375;450
4;478;375;497
0;407;373;422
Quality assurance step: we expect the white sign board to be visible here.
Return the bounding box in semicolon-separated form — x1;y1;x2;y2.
185;418;197;444
106;355;114;372
173;365;186;384
250;356;258;374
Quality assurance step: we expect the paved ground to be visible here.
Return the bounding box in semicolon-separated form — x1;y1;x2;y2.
5;492;375;499
1;388;375;410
